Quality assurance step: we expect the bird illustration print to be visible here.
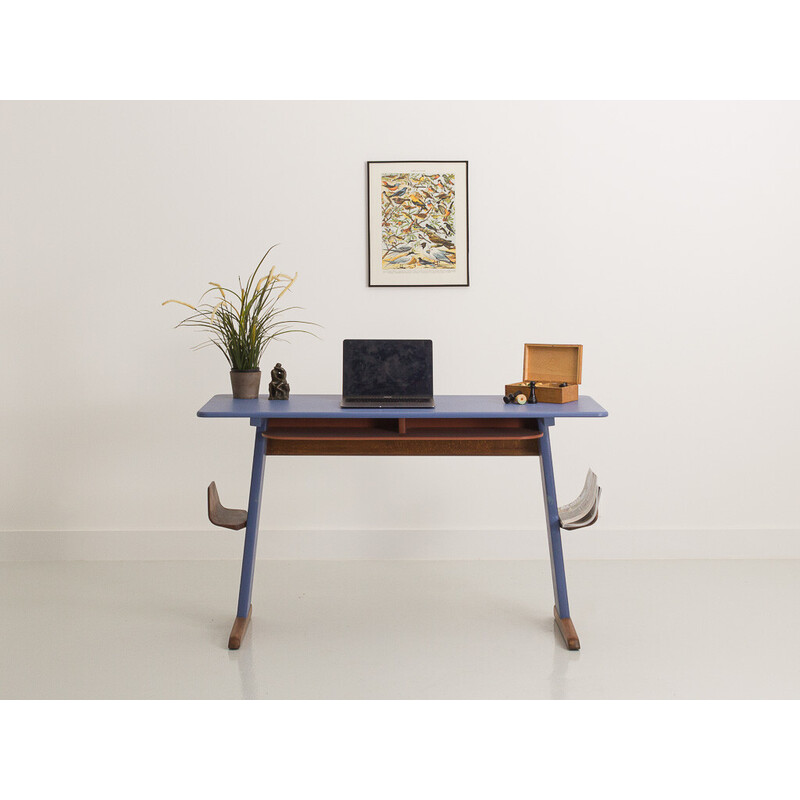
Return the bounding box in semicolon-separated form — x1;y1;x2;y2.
380;172;456;270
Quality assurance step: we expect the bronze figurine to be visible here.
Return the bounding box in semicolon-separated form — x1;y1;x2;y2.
268;363;290;400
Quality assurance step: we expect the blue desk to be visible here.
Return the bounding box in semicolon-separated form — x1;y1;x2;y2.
198;394;608;649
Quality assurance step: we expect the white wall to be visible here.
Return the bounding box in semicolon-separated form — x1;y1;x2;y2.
2;101;799;558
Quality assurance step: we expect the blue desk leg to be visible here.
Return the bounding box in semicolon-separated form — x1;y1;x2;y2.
538;418;580;650
229;419;268;650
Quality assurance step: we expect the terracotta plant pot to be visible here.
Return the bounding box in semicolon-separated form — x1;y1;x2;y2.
230;369;261;399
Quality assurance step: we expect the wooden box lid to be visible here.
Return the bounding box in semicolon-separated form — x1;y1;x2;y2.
522;343;583;384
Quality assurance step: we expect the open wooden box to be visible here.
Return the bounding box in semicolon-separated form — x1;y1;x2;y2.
504;343;583;404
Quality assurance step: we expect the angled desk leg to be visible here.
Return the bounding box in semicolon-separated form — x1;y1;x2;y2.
538;418;580;650
229;419;268;650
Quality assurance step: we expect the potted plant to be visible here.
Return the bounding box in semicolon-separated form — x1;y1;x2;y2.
163;245;316;398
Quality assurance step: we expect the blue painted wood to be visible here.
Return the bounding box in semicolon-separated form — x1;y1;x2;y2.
537;418;571;619
236;420;268;619
197;394;607;647
198;394;608;420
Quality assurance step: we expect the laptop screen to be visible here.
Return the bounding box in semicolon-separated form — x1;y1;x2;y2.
343;339;433;398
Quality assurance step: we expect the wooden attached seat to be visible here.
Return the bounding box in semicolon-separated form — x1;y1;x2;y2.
207;481;247;530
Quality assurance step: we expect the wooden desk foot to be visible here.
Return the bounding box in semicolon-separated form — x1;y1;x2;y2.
228;605;253;650
554;606;580;650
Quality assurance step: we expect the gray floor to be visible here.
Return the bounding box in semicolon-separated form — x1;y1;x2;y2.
1;559;798;699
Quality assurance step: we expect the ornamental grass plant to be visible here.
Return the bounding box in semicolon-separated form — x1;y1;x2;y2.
163;245;316;371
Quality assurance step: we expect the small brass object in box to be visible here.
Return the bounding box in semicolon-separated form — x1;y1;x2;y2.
504;344;583;404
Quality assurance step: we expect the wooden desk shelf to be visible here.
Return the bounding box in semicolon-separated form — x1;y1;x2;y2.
263;417;544;456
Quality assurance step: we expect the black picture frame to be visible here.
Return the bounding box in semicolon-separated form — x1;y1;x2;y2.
367;160;469;287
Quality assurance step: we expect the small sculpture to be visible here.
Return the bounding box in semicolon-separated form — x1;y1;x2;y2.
269;363;290;400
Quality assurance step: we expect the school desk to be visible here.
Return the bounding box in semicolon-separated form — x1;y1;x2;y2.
197;394;608;650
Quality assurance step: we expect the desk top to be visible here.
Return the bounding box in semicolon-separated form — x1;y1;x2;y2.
197;394;608;419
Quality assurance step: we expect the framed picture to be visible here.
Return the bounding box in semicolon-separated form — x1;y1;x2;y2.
367;160;469;287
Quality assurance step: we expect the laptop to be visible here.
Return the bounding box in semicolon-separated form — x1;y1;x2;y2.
341;339;435;408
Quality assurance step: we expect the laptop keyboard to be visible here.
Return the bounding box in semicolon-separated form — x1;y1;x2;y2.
348;397;430;402
342;397;434;407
